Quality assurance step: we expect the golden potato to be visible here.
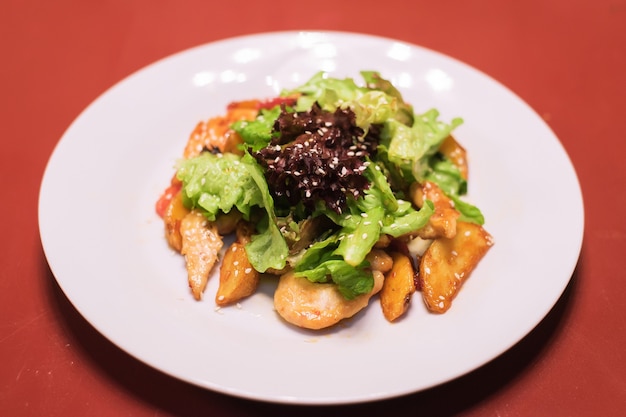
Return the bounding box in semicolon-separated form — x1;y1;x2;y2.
163;189;190;253
380;252;416;322
420;221;493;313
215;242;260;306
366;249;394;274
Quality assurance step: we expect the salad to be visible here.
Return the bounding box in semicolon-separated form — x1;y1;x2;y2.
156;71;493;329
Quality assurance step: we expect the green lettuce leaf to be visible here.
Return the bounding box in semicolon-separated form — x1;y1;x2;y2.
296;258;374;300
176;152;263;221
176;151;288;273
450;195;485;225
423;154;467;196
240;152;289;272
231;106;282;152
284;71;412;129
380;109;463;182
293;234;374;300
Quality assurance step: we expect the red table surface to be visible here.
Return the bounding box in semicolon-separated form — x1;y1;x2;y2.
2;0;625;415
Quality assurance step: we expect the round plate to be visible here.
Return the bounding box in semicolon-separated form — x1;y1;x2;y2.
38;31;584;404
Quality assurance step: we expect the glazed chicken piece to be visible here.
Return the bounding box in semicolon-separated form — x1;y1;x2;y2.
274;271;384;330
182;102;258;159
179;210;224;300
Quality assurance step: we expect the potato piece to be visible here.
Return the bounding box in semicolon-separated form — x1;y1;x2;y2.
439;135;468;180
411;181;460;240
163;189;190;252
420;221;494;313
380;252;416;322
215;242;260;306
235;220;255;245
214;210;242;235
180;211;224;300
366;249;394;274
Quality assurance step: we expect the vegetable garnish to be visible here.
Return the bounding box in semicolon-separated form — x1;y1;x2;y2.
156;71;493;329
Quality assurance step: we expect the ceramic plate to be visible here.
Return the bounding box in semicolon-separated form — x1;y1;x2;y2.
38;31;584;404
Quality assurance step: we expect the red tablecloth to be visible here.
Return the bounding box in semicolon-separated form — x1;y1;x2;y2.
2;1;625;415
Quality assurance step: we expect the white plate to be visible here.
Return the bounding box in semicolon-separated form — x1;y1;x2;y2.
38;31;584;405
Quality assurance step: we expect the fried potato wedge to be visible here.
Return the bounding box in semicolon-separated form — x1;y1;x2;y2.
411;181;460;240
163;189;190;253
216;242;260;306
366;249;394;274
380;252;416;322
180;210;224;300
420;221;494;313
